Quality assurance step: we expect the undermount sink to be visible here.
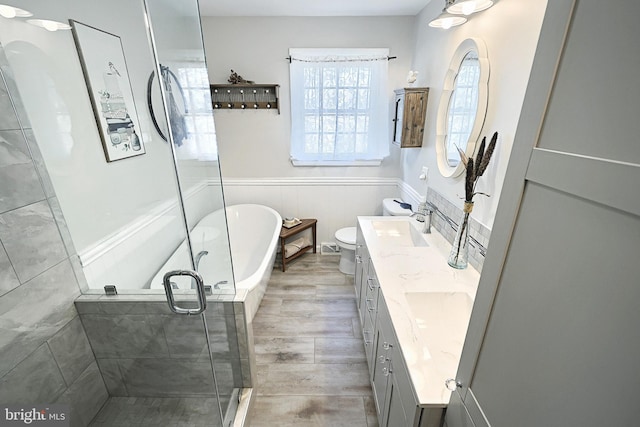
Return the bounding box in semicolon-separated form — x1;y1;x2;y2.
404;292;473;358
371;220;429;247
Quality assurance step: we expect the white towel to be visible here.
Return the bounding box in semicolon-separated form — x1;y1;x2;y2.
284;236;311;258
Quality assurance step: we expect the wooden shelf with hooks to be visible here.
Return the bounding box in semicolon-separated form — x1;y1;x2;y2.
210;84;280;114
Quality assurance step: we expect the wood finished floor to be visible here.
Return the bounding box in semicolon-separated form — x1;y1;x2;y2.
249;254;378;427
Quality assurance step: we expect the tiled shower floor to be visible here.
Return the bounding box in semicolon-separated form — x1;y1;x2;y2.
89;397;222;427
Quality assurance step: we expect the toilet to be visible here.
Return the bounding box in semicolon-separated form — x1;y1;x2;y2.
334;198;413;275
335;227;357;275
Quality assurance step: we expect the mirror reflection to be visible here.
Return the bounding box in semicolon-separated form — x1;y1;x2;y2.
445;51;480;167
435;37;489;178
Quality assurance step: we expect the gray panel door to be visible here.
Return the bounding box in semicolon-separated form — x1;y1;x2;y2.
446;0;640;426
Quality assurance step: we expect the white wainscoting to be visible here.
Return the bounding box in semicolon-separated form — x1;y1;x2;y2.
221;177;402;246
79;182;218;290
78;177;405;290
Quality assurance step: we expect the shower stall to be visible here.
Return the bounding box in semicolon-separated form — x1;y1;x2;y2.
0;0;246;425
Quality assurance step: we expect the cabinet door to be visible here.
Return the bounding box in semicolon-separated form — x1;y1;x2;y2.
371;326;391;416
354;227;366;310
357;259;369;325
382;360;408;427
359;258;376;324
362;306;376;371
402;91;427;148
447;1;640;427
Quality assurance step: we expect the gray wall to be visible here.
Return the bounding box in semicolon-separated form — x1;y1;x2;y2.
201;15;414;179
0;46;107;427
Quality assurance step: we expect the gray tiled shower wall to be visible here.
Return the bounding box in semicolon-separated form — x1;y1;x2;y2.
426;188;491;272
0;47;108;427
74;296;248;411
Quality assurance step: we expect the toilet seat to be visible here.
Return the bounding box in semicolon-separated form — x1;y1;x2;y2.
382;198;412;216
335;227;357;250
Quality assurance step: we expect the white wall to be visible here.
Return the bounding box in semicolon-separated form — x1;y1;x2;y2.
201;16;415;179
201;9;549;243
404;0;548;229
201;16;417;243
0;0;179;252
0;0;227;289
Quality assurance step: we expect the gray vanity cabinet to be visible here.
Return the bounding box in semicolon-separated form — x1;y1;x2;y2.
355;221;445;427
372;296;428;427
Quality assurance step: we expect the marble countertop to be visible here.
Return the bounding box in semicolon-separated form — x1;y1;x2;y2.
358;216;480;407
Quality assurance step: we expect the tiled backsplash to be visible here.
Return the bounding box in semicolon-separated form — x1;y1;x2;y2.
426;188;491;272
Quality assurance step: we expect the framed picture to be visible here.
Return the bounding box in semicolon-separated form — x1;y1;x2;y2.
70;20;145;162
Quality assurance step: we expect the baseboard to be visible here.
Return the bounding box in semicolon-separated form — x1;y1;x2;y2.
320;242;340;255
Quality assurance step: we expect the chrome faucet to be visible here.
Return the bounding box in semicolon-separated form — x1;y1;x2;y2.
422;209;433;234
422;201;439;234
194;250;209;271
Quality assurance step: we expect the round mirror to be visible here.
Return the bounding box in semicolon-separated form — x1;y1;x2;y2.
436;38;489;178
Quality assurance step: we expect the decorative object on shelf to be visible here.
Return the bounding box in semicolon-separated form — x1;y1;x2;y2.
448;131;498;269
146;65;187;145
227;69;254;84
407;70;418;85
283;217;302;228
70;20;145;162
210;84;280;113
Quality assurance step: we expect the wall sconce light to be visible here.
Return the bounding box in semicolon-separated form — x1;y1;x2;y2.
26;19;71;31
0;4;32;18
447;0;494;16
429;0;468;30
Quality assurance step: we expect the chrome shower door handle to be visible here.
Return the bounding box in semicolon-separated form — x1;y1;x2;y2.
163;270;207;315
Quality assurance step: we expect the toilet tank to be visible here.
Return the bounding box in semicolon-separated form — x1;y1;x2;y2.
382;198;413;216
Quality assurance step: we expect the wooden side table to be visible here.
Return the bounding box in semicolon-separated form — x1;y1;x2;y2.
279;218;317;272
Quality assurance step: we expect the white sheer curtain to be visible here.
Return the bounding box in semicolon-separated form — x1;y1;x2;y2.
289;48;390;165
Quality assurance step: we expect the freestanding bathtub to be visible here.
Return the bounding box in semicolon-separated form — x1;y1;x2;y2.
151;204;282;320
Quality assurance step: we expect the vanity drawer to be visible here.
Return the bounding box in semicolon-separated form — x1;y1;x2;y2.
365;261;380;312
363;302;377;370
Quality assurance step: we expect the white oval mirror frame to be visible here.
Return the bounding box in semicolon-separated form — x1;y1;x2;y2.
435;38;490;178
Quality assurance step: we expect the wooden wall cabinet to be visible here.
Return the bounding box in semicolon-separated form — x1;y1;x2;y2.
393;87;429;148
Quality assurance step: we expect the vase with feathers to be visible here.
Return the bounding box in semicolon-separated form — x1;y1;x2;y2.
448;132;498;269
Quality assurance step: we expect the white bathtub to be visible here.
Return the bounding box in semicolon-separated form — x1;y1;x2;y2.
151;204;282;320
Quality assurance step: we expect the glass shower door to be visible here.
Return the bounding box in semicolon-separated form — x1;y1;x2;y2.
142;0;239;423
0;0;236;425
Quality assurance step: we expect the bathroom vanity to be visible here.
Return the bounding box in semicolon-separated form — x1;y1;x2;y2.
355;217;479;427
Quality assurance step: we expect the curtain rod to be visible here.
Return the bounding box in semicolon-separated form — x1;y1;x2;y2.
286;56;397;63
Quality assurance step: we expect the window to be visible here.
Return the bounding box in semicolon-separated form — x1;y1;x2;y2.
289;48;390;166
171;64;218;161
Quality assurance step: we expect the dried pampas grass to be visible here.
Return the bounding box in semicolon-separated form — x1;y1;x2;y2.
462;131;498;202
